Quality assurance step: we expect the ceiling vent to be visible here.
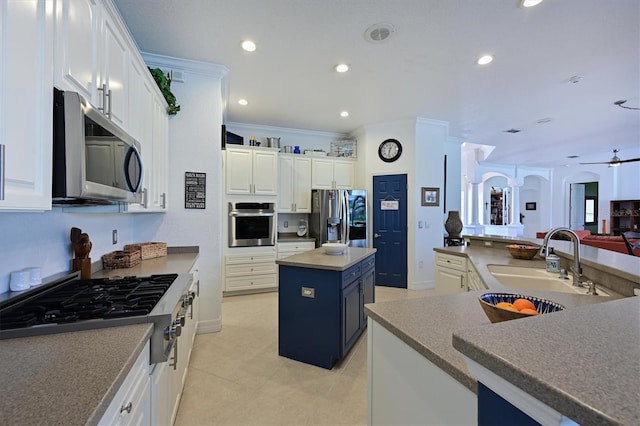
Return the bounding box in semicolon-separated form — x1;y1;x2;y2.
364;23;396;43
504;128;521;133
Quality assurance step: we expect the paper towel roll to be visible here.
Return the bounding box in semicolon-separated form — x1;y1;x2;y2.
23;267;42;286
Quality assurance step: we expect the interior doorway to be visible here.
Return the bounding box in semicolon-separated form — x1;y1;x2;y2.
372;174;407;288
570;182;598;233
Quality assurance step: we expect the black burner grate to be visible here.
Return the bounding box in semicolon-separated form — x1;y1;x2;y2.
0;274;177;329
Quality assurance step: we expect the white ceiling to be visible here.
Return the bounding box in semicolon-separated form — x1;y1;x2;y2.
113;0;639;167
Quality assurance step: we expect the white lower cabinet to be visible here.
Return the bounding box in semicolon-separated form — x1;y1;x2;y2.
277;241;316;259
149;358;170;426
99;341;150;426
435;252;468;294
225;249;277;292
368;320;476;425
467;261;485;291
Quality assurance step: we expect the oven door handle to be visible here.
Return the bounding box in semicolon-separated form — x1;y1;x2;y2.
228;211;275;217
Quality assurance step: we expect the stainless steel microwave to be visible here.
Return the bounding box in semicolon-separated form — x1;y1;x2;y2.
52;88;143;205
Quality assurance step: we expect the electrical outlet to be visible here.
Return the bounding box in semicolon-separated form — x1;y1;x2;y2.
112;230;118;245
284;221;288;228
418;221;423;229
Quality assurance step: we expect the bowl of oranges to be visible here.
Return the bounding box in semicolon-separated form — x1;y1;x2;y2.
478;292;566;323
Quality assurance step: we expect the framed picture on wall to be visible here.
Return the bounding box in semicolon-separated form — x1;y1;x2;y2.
525;202;536;210
421;187;440;206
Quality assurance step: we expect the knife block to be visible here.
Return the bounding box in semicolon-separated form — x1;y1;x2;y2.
73;258;91;280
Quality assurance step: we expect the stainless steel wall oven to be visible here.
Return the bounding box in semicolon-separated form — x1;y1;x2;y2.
228;202;276;247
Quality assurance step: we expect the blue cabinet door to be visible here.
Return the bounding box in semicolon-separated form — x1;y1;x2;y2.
342;277;362;356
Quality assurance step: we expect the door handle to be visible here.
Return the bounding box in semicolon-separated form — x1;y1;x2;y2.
374;233;381;238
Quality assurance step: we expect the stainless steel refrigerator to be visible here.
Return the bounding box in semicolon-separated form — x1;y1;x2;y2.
309;189;368;248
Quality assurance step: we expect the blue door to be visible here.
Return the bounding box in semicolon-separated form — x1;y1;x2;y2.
373;174;407;288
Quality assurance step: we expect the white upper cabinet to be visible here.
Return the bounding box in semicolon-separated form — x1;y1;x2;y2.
99;8;128;129
0;0;54;211
149;95;169;210
279;155;312;213
54;0;99;103
311;158;354;190
226;147;278;195
55;0;131;132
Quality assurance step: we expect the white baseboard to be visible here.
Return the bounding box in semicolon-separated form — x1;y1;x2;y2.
196;317;221;334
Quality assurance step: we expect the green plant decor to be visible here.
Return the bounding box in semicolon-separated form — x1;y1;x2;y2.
148;67;180;115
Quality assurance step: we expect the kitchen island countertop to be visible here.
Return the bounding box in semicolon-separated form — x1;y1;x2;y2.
276;246;377;271
365;242;638;424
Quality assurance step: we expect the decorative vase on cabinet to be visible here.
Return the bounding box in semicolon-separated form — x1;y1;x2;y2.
445;211;464;238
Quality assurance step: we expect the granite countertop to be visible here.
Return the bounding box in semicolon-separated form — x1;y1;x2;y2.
0;250;199;426
276;247;377;271
0;324;153;426
365;241;637;422
453;296;640;425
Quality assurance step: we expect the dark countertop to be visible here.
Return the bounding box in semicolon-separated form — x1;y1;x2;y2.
0;250;199;426
365;241;638;424
276;247;376;271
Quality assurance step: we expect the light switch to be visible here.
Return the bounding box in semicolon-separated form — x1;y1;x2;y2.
418;221;423;229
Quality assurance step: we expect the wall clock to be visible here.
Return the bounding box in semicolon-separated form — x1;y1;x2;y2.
378;139;402;163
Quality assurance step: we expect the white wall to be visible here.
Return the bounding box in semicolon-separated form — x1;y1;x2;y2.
355;118;450;290
0;207;156;294
143;53;228;333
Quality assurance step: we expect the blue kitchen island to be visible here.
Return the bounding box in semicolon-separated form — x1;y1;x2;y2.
276;247;376;369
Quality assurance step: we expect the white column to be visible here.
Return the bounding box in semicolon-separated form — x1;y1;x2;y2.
470;182;480;226
509;185;520;225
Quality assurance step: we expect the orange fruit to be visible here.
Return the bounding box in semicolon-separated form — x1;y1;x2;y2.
513;298;536;312
519;308;539;315
495;302;518;312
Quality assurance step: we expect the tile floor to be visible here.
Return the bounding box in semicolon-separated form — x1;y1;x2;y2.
175;285;436;426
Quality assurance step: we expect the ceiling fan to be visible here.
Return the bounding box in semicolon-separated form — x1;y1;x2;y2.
579;149;640;167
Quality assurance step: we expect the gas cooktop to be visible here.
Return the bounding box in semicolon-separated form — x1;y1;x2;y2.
0;274;178;330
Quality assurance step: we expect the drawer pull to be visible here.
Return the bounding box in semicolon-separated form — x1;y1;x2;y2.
120;402;132;414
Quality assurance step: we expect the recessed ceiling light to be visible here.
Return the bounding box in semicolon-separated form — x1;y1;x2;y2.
568;75;584;84
238;99;248;106
536;117;552;124
241;40;256;52
335;64;350;73
521;0;543;7
477;55;493;65
340;111;349;118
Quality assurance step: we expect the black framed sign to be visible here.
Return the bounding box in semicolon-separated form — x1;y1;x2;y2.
185;172;206;209
525;202;536;211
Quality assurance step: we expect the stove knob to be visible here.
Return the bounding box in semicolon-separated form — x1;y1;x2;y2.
174;316;185;327
164;325;182;340
182;294;193;307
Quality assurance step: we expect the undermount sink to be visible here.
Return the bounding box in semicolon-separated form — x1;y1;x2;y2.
487;264;609;297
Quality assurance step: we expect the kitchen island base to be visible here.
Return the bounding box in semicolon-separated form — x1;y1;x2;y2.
368;319;476;425
277;249;375;369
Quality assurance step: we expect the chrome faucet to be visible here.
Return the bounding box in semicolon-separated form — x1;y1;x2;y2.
541;227;583;286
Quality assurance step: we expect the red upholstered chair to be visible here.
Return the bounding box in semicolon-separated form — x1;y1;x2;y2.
622;231;640;256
